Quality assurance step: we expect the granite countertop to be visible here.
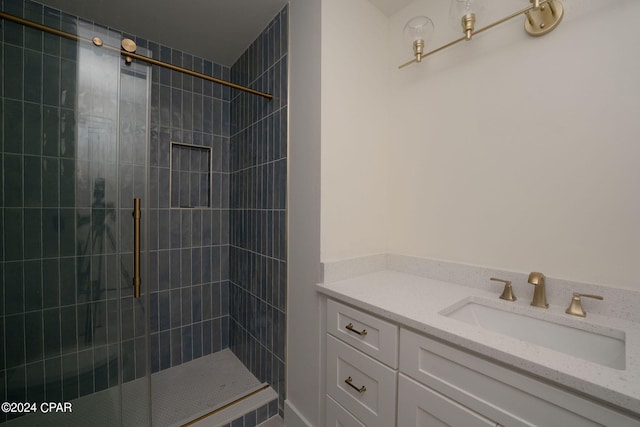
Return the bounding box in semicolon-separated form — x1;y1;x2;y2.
317;270;640;415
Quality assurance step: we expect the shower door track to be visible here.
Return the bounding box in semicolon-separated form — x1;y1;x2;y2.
181;384;271;427
0;10;274;99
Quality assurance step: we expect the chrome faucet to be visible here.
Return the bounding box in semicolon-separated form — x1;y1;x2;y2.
528;272;548;308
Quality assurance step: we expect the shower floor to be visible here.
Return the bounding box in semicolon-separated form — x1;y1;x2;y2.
5;349;265;427
152;348;264;426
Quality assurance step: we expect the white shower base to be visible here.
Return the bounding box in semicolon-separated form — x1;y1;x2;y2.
5;349;271;427
153;348;263;425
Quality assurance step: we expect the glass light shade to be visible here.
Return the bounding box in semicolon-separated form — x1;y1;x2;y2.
403;16;434;62
403;16;434;45
449;0;485;29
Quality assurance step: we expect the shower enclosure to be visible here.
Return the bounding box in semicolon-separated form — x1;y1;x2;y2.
2;1;288;426
1;7;152;425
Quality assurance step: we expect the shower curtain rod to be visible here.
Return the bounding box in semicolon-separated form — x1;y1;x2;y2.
0;11;273;100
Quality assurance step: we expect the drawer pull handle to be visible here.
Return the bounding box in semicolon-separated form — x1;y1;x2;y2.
345;323;368;336
345;376;366;393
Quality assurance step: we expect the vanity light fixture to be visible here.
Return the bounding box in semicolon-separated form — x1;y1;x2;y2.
449;0;486;41
399;0;564;69
402;16;435;63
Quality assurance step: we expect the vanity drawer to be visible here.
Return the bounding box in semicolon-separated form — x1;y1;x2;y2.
326;334;397;427
327;299;398;368
400;328;639;427
326;395;366;427
398;373;497;427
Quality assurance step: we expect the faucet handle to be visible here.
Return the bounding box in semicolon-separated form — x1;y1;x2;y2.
565;292;603;317
491;277;517;301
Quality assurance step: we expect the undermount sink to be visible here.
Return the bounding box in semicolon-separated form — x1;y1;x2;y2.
442;299;626;370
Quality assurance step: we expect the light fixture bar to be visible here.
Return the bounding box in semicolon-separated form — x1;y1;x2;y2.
398;34;467;69
472;3;538;37
399;0;560;69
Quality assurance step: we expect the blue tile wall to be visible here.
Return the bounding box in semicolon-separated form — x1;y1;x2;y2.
147;35;231;375
229;6;288;416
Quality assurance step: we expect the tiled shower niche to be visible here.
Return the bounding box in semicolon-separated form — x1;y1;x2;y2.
170;142;212;208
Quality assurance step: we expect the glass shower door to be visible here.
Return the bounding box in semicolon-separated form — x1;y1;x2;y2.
1;13;150;426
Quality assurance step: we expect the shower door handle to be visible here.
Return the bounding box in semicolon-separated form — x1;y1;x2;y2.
133;198;141;298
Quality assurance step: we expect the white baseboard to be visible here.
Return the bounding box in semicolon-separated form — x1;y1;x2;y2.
284;400;313;427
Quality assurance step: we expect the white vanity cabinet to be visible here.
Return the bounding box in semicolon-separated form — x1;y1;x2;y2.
322;296;640;427
326;395;366;427
399;328;640;427
325;300;398;427
397;373;497;427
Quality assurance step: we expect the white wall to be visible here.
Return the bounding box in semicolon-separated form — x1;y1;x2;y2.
287;0;640;425
286;1;391;425
286;0;323;425
321;0;391;262
386;0;640;290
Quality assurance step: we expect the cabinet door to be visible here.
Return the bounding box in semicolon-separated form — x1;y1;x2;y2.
398;374;497;427
400;329;639;427
326;335;397;427
326;395;366;427
327;299;399;367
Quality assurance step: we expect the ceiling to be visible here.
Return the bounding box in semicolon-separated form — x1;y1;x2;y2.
34;0;414;67
36;0;289;66
368;0;416;17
